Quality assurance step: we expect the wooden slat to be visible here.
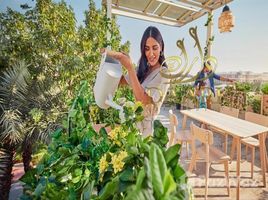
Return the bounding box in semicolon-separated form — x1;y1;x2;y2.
156;0;199;12
159;5;170;16
197;146;230;162
180;0;212;10
220;106;239;117
143;0;155;13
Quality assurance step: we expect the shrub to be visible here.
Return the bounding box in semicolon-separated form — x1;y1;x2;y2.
261;82;268;94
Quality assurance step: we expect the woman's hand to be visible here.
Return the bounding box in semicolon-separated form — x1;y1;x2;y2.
100;48;133;71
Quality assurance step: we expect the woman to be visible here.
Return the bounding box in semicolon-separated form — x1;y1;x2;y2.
101;26;170;136
194;61;234;109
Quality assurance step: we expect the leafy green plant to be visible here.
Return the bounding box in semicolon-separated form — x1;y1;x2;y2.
261;82;268;94
176;84;193;104
125;143;192;200
20;82;191;200
235;82;252;92
247;93;261;114
165;84;193;107
0;1;130;197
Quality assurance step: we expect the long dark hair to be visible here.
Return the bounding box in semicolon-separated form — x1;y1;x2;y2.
137;26;167;83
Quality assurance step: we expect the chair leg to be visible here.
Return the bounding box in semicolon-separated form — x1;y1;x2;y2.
186;142;189;159
178;141;183;160
245;145;248;161
266;150;268;173
168;133;174;147
224;134;228;154
188;153;197;173
251;147;255;179
230;138;237;161
205;161;210;200
224;161;230;196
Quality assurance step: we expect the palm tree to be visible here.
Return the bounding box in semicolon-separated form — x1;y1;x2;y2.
0;61;30;200
0;60;62;199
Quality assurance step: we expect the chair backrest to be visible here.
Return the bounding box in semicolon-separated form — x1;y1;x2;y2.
190;122;214;145
245;112;268;127
220;106;239;118
169;109;178;146
190;122;214;162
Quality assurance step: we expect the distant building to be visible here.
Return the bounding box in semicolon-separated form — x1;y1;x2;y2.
214;71;268;84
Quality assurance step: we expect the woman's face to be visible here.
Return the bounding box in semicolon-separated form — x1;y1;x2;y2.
145;37;161;68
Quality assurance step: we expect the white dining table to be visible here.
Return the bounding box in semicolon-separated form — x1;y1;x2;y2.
180;108;267;200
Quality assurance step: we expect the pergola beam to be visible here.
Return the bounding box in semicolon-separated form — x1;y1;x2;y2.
179;0;212;11
177;10;192;21
156;0;200;12
112;6;184;26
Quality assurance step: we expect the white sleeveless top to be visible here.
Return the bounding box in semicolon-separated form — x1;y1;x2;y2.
126;67;170;137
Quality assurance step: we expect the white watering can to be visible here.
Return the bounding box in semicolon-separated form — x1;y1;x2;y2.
93;51;125;120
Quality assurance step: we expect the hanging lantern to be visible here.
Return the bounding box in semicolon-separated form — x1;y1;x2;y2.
218;5;235;33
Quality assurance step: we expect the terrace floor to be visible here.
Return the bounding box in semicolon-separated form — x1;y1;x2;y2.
157;105;268;200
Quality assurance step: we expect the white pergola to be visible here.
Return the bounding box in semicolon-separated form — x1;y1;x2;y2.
102;0;234;56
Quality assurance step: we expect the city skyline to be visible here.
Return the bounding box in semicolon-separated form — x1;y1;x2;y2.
1;0;268;74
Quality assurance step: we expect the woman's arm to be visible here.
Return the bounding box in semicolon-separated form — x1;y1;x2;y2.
104;49;153;105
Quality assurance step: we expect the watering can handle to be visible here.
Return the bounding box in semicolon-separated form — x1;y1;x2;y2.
100;49;107;71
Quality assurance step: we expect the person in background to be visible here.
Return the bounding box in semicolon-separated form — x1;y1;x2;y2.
101;26;170;136
194;61;234;109
196;81;208;109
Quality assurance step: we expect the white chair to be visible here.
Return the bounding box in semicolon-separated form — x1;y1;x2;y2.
230;112;268;178
189;122;230;199
210;106;239;153
168;109;193;158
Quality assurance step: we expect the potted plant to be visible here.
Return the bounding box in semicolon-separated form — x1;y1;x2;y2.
174;85;183;109
174;84;193;110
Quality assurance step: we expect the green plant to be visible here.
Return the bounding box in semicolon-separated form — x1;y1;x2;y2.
20;83;191;200
176;84;193;104
0;1;130;197
175;85;184;104
125;143;192;200
235;82;252;92
261;82;268;94
247;93;261;114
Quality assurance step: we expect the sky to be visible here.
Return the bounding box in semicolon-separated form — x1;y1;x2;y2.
1;0;268;74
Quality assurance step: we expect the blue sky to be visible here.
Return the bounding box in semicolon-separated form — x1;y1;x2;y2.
1;0;268;73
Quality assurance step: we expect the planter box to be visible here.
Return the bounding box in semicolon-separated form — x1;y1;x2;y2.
238;110;245;120
263;95;268;115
